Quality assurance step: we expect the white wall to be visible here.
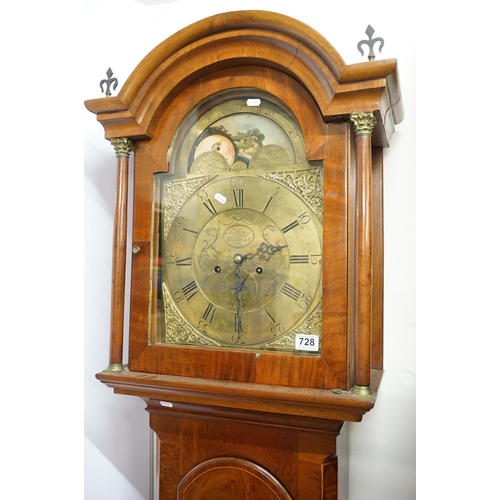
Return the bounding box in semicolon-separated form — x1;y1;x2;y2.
83;1;415;499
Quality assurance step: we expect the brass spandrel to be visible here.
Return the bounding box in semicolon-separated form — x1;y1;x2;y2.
261;167;324;225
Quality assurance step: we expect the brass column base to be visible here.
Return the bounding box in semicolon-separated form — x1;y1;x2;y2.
104;363;127;373
351;384;373;397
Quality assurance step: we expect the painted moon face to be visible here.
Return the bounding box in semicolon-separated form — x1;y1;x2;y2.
194;135;236;166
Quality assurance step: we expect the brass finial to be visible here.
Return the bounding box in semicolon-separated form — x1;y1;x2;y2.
357;25;384;61
100;67;118;97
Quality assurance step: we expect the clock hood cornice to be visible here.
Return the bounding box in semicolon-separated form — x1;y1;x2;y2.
85;10;403;147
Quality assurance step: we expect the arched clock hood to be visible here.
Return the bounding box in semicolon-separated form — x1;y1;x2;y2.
85;10;403;147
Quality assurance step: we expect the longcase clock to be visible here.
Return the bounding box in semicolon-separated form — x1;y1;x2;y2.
85;11;403;500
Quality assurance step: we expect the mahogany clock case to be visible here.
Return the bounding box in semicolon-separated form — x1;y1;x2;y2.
85;2;403;468
85;12;404;499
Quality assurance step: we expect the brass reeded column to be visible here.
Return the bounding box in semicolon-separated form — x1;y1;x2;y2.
350;112;376;396
105;137;134;372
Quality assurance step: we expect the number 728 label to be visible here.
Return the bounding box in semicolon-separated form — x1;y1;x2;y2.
295;334;320;351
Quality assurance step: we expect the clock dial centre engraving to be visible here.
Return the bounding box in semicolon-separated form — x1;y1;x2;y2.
192;206;289;314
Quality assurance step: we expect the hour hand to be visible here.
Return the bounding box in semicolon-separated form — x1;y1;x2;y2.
255;241;288;261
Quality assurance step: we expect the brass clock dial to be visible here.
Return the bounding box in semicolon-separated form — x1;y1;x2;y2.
152;93;323;352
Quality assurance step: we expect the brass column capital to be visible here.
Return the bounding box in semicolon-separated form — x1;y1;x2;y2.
350;111;376;137
110;137;134;158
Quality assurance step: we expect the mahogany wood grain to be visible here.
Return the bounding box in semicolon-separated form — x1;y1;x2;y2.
147;399;343;500
353;132;373;388
371;147;384;369
95;369;381;423
321;123;351;390
108;155;129;368
177;457;293;500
